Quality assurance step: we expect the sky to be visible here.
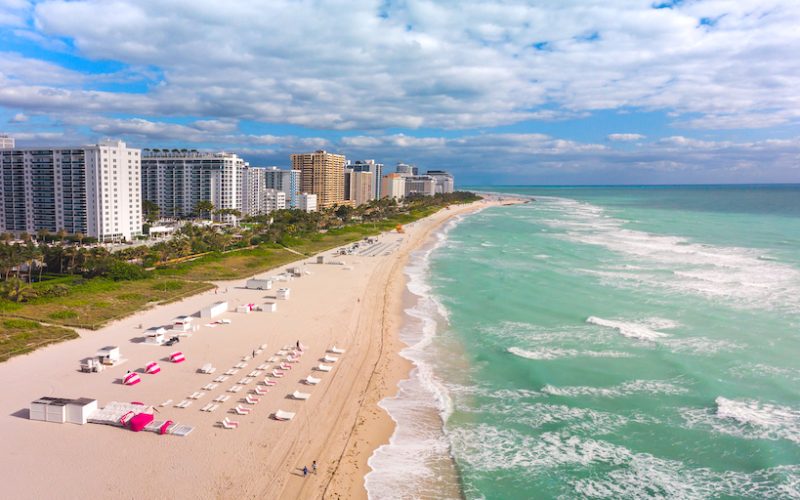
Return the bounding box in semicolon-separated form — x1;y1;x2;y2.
0;0;799;185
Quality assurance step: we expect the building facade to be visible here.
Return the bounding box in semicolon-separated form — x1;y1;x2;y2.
395;163;418;176
263;167;301;208
426;170;455;194
405;175;437;197
297;193;318;212
349;159;383;199
0;134;14;149
290;150;345;209
262;188;286;213
141;150;245;222
381;173;406;200
242;166;265;216
347;170;374;206
0;140;142;241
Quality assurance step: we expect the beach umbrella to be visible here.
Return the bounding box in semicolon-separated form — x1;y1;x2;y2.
145;361;161;374
123;372;141;385
169;351;185;363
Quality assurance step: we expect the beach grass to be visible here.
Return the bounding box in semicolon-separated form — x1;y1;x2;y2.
0;277;213;330
0;318;78;362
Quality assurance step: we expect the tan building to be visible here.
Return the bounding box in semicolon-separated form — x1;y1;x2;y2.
290;150;346;209
381;173;406;200
346;170;374;206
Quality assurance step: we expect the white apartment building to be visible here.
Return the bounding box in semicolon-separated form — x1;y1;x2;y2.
0;140;142;241
0;134;14;149
426;170;455;194
141;150;245;223
262;188;286;213
263;167;301;208
242;166;265;217
381;173;406;200
297;193;317;212
405;175;437;197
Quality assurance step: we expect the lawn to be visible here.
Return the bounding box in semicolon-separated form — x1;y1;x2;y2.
0;277;213;330
0;318;78;362
156;246;304;281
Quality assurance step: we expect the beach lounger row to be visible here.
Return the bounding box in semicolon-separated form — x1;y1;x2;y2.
224;369;238;376
213;375;229;383
238;377;254;385
160;399;173;407
245;395;259;405
248;370;262;377
235;362;247;369
233;405;251;415
254;386;268;396
257;363;269;370
227;385;243;393
200;403;219;412
213;395;230;403
202;383;219;391
175;400;192;408
329;346;345;354
188;391;204;399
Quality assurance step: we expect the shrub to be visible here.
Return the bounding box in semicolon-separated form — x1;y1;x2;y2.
107;261;148;281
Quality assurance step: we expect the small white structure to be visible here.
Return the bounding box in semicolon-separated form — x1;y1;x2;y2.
316;255;325;264
144;327;166;345
30;397;97;425
276;288;290;300
79;357;104;372
172;316;193;331
245;278;273;290
97;346;121;365
200;301;228;319
258;302;277;312
287;267;302;278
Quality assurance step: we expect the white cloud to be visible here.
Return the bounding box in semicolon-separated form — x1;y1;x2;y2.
0;0;787;131
9;111;27;123
608;133;645;142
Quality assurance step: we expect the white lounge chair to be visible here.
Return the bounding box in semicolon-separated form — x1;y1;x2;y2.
233;405;251;415
214;395;230;402
160;399;173;407
262;379;277;386
257;363;269;370
202;383;218;391
278;363;292;370
200;363;216;374
227;385;243;393
271;370;284;378
221;417;238;429
315;364;333;372
213;375;229;382
244;394;259;405
207;404;219;412
322;355;339;363
304;375;321;385
200;403;214;412
273;410;295;421
330;346;345;354
224;369;237;376
254;386;268;396
291;390;310;400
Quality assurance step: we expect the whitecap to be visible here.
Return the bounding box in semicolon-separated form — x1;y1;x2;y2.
681;397;800;445
586;316;671;340
507;346;633;361
541;379;688;398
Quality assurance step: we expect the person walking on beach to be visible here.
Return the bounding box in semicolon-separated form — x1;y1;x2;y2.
302;466;308;477
296;340;300;350
312;461;317;474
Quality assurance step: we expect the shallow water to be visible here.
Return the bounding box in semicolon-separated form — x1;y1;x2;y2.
368;186;800;499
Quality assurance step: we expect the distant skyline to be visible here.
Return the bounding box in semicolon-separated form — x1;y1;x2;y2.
1;0;799;184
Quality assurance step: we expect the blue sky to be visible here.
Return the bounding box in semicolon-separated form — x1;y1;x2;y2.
1;0;799;185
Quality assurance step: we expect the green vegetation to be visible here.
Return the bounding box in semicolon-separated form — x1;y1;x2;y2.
0;318;78;362
0;191;480;358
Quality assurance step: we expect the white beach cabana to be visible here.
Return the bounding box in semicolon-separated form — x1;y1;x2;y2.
291;390;310;400
200;301;228;319
273;410;295;421
172;316;193;332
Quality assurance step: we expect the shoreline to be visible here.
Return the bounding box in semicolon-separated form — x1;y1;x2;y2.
324;197;521;499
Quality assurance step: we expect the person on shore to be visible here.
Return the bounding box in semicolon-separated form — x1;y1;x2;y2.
312;461;317;474
302;466;308;477
296;340;300;350
252;350;255;358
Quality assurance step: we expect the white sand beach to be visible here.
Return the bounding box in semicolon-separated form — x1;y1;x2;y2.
0;198;513;499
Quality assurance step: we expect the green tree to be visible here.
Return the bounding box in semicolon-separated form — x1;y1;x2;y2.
142;199;161;223
194;200;215;220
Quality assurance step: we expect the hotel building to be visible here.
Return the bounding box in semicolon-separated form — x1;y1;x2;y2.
405;175;437;197
290;150;346;209
380;173;406;200
263;167;301;208
0;140;142;242
348;159;383;199
141;150;245;223
426;170;455;194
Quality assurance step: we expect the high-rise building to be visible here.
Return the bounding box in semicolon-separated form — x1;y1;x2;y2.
0;134;14;149
141;149;245;223
395;163;418;176
0;140;142;241
297;193;318;212
405;175;437;197
381;173;406;200
291;150;346;209
426;170;455;194
352;171;374;206
242;166;265;216
263;167;301;208
349;159;383;199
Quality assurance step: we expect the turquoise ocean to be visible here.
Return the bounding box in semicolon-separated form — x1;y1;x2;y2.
365;185;800;499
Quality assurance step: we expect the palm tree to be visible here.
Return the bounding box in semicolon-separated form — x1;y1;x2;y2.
36;228;50;243
194;201;215;220
56;229;67;245
75;232;85;246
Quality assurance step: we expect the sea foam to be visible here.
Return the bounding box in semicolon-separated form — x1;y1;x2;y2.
586;316;671;340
